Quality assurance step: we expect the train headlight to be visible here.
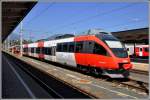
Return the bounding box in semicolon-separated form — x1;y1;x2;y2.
122;60;128;63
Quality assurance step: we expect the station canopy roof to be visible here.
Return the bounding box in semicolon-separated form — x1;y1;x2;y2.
112;27;149;43
2;1;37;42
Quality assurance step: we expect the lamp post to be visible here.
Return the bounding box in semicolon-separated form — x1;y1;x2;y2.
20;22;23;56
7;36;9;52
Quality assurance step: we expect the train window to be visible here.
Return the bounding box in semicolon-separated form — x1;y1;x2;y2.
52;46;56;56
84;41;94;53
23;48;26;52
68;42;75;52
31;48;34;53
140;48;142;51
43;47;46;54
62;43;68;52
24;48;28;52
26;48;28;52
111;48;128;58
41;47;45;54
34;48;36;53
75;41;84;53
47;47;52;55
36;47;40;53
56;43;62;52
93;43;108;56
28;48;31;52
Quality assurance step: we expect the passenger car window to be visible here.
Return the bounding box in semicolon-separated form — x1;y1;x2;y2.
36;48;40;53
41;47;45;54
56;43;62;52
47;47;52;55
62;43;68;52
93;43;109;56
31;48;34;53
68;42;75;52
23;48;26;52
140;48;142;51
52;46;56;56
75;41;83;53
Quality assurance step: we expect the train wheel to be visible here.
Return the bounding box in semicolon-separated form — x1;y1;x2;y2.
91;67;103;76
123;70;130;78
77;65;90;73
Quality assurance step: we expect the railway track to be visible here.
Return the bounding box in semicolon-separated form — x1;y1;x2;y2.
79;68;149;95
110;78;149;94
125;78;148;93
130;69;148;75
78;69;149;95
89;73;149;95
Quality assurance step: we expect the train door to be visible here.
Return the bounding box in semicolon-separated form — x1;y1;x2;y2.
66;42;76;67
143;47;149;57
38;41;44;59
56;43;64;64
75;41;87;66
83;41;94;66
135;47;139;56
51;46;56;62
126;48;130;55
33;47;35;57
139;48;142;56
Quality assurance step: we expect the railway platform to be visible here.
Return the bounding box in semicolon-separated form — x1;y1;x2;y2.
2;52;92;98
131;62;149;72
3;51;148;99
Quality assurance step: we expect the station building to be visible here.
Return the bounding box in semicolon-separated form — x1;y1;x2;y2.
112;27;149;44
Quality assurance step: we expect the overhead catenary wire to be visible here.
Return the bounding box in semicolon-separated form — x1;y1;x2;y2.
16;3;147;42
10;2;55;42
23;3;140;35
25;2;56;26
25;3;143;33
45;3;140;33
23;18;147;37
104;18;148;30
23;3;109;33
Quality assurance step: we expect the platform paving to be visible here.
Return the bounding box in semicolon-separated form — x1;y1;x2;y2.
131;62;149;71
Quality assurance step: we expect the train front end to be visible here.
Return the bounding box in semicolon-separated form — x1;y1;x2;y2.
96;32;132;78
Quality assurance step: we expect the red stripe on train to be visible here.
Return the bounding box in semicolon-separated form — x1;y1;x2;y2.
37;41;44;59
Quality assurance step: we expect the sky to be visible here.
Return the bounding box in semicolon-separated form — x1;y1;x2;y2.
11;2;149;41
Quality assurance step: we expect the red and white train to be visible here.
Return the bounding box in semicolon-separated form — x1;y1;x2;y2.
125;44;149;57
9;45;20;54
135;45;149;57
20;31;132;78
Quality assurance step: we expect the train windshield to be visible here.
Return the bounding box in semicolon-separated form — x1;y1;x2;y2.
101;34;118;41
111;48;128;58
96;34;128;58
105;40;128;58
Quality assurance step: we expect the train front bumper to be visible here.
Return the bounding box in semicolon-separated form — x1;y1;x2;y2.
102;69;130;78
